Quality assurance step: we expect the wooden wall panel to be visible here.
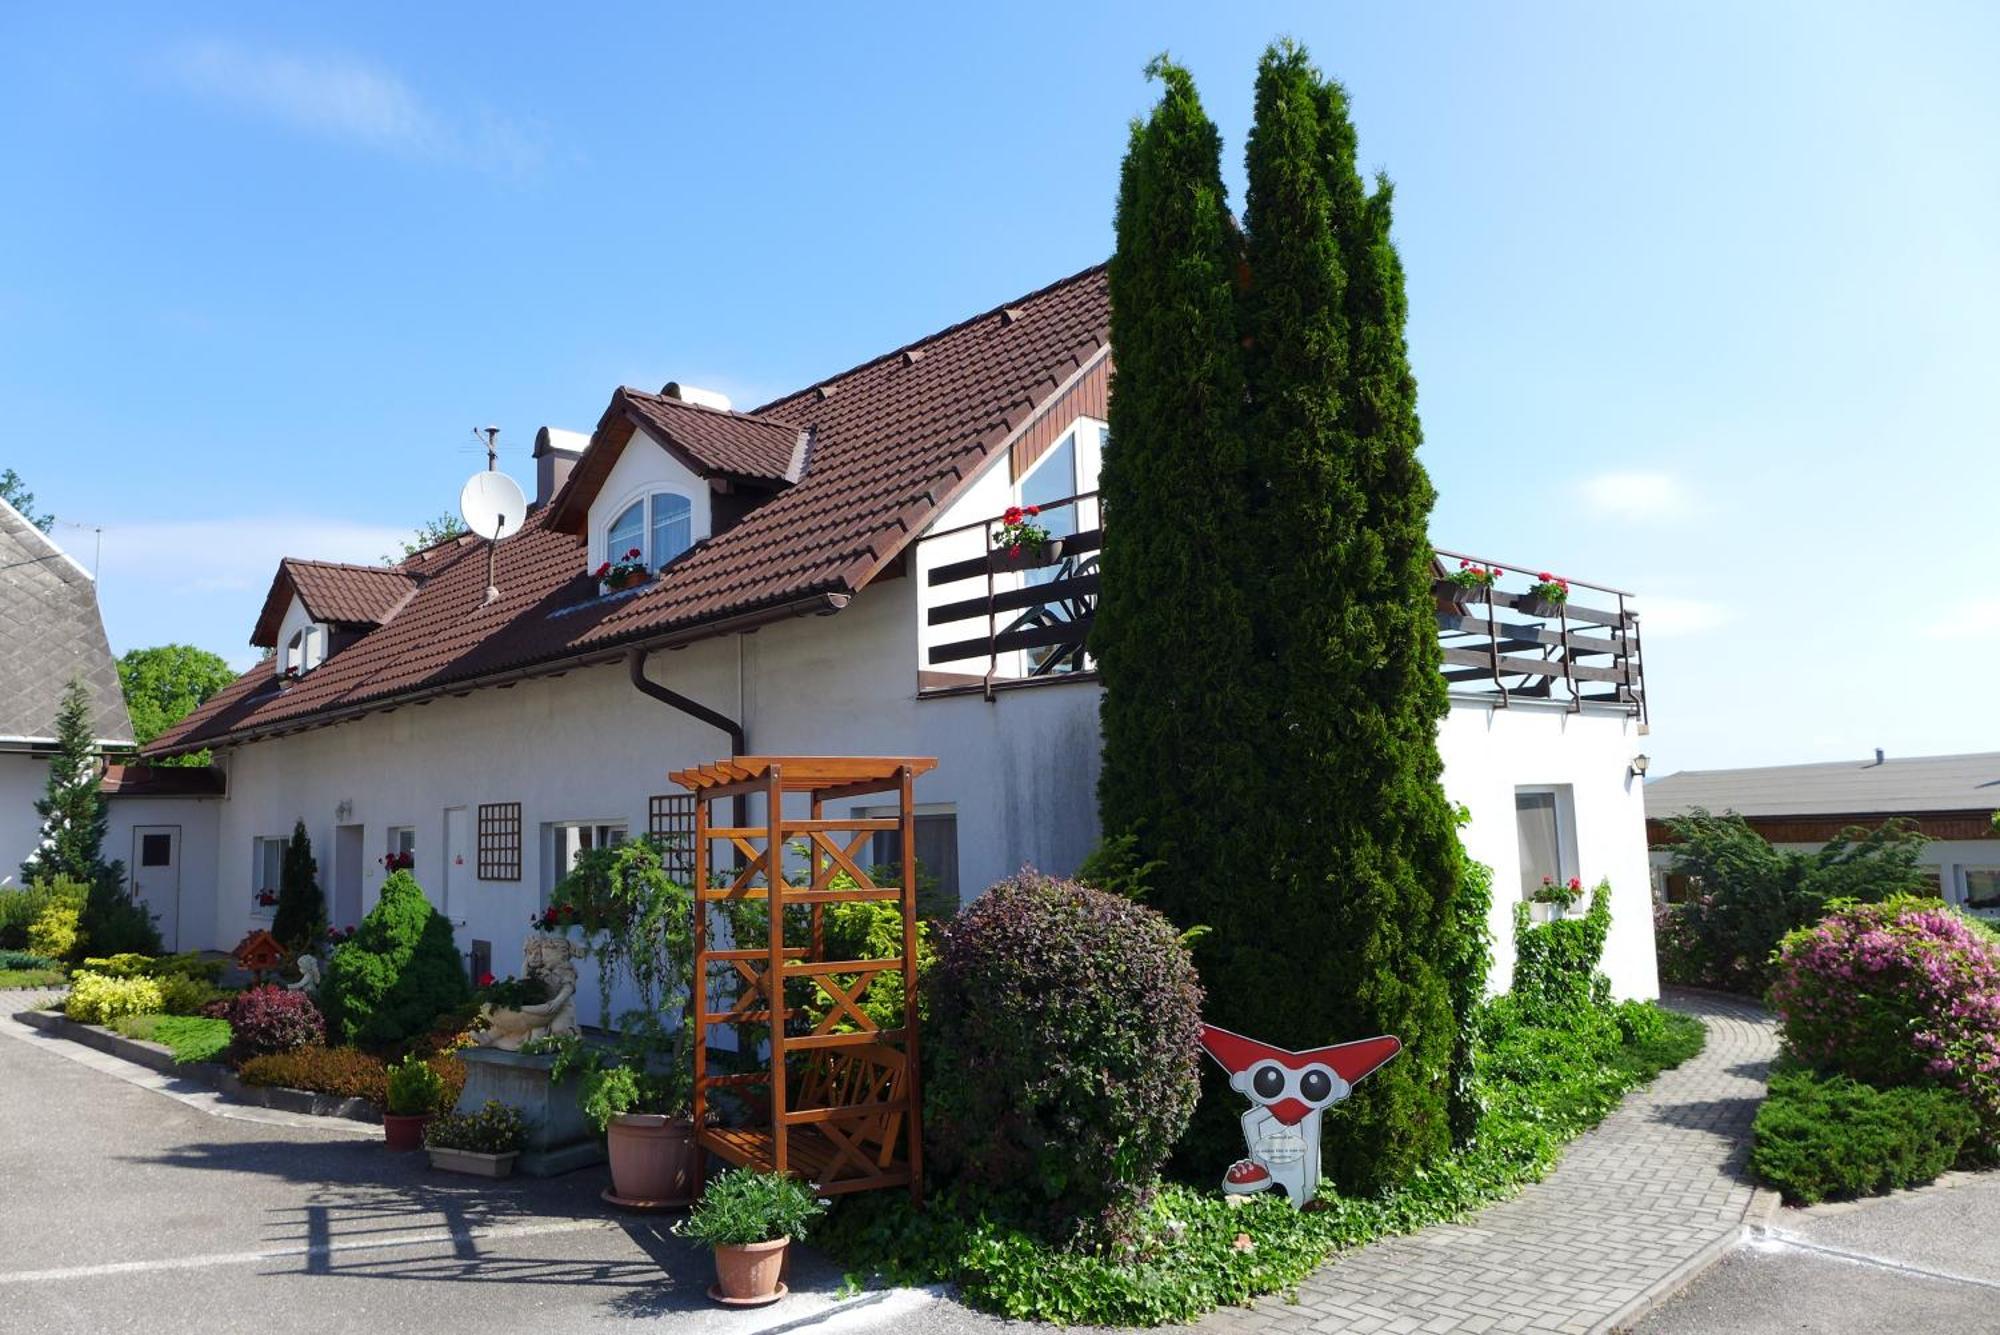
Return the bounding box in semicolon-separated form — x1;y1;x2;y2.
1010;354;1111;482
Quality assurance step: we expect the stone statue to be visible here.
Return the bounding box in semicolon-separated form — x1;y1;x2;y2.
477;933;589;1050
286;955;322;995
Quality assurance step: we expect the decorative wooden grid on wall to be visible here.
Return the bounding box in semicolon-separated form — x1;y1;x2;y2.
476;802;522;880
649;793;696;883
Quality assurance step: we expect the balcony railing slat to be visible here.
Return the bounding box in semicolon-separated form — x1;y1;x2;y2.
931;617;1096;666
927;574;1100;626
926;528;1103;587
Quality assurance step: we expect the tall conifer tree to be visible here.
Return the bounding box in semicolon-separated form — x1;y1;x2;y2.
21;676;111;886
1094;58;1258;941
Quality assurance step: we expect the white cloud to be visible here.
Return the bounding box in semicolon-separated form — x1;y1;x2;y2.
1634;596;1732;637
162;39;543;175
1576;471;1694;523
96;516;410;597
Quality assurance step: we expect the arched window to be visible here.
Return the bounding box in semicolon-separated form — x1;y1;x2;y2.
285;629;305;675
605;492;695;573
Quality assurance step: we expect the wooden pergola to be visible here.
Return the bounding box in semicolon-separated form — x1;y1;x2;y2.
672;754;936;1202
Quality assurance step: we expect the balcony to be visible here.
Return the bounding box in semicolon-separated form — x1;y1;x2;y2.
914;501;1644;721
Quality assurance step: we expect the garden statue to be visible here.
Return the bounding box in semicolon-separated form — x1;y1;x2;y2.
1199;1024;1403;1206
286;954;321;994
477;933;589;1050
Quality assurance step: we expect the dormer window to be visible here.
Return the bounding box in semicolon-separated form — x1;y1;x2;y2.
282;623;326;677
605;492;694;572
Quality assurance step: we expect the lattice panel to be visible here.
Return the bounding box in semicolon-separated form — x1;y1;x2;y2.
476;802;522;881
649;793;696;883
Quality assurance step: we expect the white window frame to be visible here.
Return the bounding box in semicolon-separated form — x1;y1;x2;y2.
251;835;287;917
599;487;698;576
1960;866;2000;917
541;820;630;906
854;802;961;910
1513;785;1580;902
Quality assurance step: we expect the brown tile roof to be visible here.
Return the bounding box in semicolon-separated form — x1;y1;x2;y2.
146;263;1111;757
250;560;418;648
568;392;806;513
100;762;226;797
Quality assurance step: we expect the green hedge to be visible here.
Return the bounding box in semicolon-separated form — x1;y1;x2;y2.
1751;1068;1978;1205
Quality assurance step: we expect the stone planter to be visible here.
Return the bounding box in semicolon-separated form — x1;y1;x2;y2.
604;1113;700;1209
383;1112;432;1152
709;1237;789;1306
428;1147;519;1178
455;1045;604;1177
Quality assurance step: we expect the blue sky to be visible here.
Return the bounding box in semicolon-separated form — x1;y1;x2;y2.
3;4;1996;775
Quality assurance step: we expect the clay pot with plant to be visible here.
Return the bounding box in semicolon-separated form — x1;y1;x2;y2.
383;1052;447;1151
674;1166;826;1306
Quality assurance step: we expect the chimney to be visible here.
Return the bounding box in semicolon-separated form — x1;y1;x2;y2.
661;382;733;412
1874;747;1886;766
533;427;588;509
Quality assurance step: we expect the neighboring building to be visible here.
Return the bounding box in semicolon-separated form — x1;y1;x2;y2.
0;497;133;884
145;265;1661;1002
1644;751;2000;916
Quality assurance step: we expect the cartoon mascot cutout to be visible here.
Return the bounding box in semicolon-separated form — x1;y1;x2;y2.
1198;1025;1403;1206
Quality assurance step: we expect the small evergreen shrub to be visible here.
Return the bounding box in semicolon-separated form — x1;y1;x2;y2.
79;871;161;958
1770;896;2000;1135
112;1013;233;1065
156;973;226;1016
1751;1068;1978;1204
271;820;326;955
925;870;1203;1245
385;1052;448;1115
0;881;80;950
675;1167;825;1247
0;950;59;971
237;1046;466;1108
27;902;81;962
65;970;164;1024
223;984;325;1058
319;870;471;1049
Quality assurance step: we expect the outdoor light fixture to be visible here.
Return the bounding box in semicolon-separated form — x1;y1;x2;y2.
1628;754;1651;779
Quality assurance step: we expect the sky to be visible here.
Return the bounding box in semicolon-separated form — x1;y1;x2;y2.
2;3;1996;776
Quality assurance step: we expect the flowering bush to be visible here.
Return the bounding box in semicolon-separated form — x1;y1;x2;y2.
1771;896;2000;1136
425;1099;527;1154
223;984;327;1058
65;970;164;1024
381;851;414;873
1526;573;1570;604
1652;903;1708;987
595;547;648;586
1445;560;1502;590
990;505;1051;558
532;901;582;932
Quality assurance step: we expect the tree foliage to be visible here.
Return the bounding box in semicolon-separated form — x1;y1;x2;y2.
117;644;235;765
1098;44;1470;1192
270;819;326;955
320;870;469;1050
384;510;468;564
0;467;53;532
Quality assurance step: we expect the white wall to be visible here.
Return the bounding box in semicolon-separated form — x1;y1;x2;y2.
1441;699;1659;1000
103;796;222;952
0;753;49;889
586;429;713;575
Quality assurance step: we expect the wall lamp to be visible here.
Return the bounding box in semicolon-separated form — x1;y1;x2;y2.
1628;754;1651;779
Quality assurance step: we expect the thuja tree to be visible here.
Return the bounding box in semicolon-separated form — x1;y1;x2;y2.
271;819;326;955
20;677;111;886
1092;57;1260;955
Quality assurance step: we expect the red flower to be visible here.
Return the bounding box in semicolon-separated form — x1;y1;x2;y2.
1009;544;1022;558
595;562;611;577
1002;506;1023;525
1024;504;1040;516
1568;877;1582;891
1459;559;1471;569
477;971;495;988
625;547;642;560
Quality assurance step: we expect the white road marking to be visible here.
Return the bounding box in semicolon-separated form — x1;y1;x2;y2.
1753;1226;2000;1292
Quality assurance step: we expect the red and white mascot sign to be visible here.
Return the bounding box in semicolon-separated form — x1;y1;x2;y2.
1198;1025;1403;1206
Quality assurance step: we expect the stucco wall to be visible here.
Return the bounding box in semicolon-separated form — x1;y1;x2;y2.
0;753;48;888
103;795;222;952
586;428;713;575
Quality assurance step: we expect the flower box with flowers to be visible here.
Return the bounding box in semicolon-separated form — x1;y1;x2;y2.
381;850;414;874
253;888;278;915
596;548;650;594
1520;573;1571;618
1437;560;1502;614
1531;875;1584;920
986;505;1061;571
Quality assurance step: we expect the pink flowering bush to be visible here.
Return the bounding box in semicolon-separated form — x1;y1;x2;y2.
1771;896;2000;1136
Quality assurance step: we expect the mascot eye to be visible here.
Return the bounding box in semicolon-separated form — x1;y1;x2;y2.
1300;1068;1334;1103
1252;1065;1285;1100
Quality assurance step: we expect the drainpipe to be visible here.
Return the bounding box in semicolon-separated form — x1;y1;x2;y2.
626;646;749;830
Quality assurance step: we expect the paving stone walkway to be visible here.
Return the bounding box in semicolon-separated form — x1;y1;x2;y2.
1196;989;1776;1335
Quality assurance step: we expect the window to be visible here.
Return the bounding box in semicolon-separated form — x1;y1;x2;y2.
478;802;523;881
866;809;961;917
544;821;628;904
606;492;695;573
1964;869;2000;913
1514;787;1578;900
252;836;286;914
387;826;416;858
140;833;173;867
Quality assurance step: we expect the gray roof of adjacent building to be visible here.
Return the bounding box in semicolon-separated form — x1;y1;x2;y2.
1645;752;2000;820
0;497;133;747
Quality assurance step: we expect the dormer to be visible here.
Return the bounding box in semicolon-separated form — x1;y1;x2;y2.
546;383;808;580
250;559;417;677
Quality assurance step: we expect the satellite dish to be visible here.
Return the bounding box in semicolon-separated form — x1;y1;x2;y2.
459;471;527;541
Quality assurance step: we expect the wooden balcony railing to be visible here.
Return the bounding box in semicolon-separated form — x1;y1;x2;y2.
915;507;1644;720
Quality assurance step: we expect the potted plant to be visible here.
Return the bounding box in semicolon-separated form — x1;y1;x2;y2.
595;548;649;593
1521;572;1570;618
425;1100;528;1177
989;504;1058;569
383;1052;448;1150
1437;560;1501;614
1531;875;1583;920
544;838;698;1207
381;850;414;874
674;1167;826;1306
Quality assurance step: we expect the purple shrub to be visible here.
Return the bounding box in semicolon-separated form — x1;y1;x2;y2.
924;869;1204;1246
1771;897;2000;1135
224;984;327;1059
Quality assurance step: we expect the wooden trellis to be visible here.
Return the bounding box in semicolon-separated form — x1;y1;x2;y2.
673;755;936;1203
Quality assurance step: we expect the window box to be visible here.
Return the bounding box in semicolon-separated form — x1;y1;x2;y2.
427;1147;519;1179
987;538;1065;573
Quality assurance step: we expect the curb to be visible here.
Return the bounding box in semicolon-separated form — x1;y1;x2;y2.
1587;1223;1744;1334
11;1008;380;1124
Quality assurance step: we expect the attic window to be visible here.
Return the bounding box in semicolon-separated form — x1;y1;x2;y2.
606;492;694;572
282;624;326;677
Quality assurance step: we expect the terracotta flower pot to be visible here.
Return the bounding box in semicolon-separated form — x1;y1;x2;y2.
604;1113;699;1207
382;1112;432;1152
711;1237;789;1305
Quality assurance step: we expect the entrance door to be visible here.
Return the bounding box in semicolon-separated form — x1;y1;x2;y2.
442;807;469;924
333;824;364;933
130;826;181;951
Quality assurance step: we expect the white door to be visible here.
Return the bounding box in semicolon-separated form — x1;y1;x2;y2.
333;824;364;933
131;826;181;951
442;807;469;924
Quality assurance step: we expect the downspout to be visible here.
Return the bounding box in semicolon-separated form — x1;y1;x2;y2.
626;645;749;831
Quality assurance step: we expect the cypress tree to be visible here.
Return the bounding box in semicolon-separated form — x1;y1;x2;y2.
272;818;326;955
1222;41;1465;1191
21;676;112;886
1093;59;1259;943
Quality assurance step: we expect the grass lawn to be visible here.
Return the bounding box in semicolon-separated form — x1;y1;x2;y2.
823;1000;1706;1326
0;967;66;989
108;1013;233;1065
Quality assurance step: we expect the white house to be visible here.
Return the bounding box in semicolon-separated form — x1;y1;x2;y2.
143;265;1660;1001
0;496;134;885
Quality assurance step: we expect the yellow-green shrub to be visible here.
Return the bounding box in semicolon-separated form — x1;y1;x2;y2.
65;970;164;1025
27;905;80;962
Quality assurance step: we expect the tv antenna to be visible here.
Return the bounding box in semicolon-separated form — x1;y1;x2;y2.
458;426;526;606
